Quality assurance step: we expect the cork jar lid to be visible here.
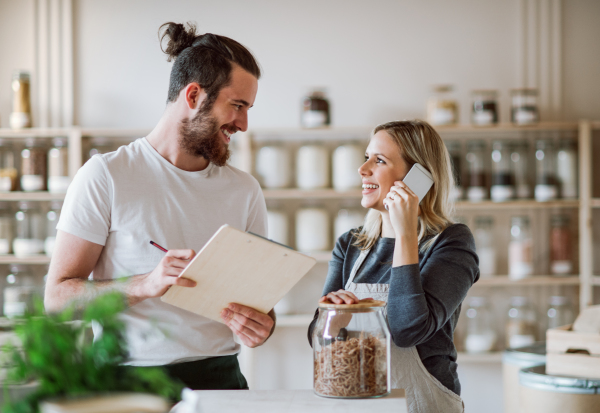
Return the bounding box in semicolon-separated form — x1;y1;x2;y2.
318;299;386;310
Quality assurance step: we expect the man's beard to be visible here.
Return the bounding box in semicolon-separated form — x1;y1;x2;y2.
178;102;231;167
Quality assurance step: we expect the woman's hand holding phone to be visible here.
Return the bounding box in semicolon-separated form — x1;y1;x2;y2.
384;180;420;238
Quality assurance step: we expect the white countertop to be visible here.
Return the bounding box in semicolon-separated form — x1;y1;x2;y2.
171;389;407;413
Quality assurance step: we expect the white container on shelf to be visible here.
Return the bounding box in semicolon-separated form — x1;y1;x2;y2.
296;144;329;189
255;145;292;189
13;202;45;257
47;138;70;193
296;207;330;252
334;208;365;240
266;209;289;246
332;144;364;191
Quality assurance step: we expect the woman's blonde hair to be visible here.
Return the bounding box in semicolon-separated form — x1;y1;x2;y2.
353;120;455;252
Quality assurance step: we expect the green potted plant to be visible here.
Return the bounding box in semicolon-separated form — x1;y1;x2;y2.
1;292;182;413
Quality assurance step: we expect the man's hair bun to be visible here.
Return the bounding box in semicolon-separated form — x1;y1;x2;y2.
159;22;198;62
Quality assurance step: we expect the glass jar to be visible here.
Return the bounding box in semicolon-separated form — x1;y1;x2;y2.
313;300;390;398
266;208;289;246
10;70;32;129
87;137;114;161
534;139;558;202
506;296;537;349
0;202;14;255
47;137;70;193
255;144;292;189
550;214;573;276
332;143;364;191
20;139;47;191
508;216;534;279
473;216;496;277
445;141;463;200
464;296;497;353
334;207;365;240
547;296;575;330
45;201;62;256
13;202;45;257
296;144;330;189
296;207;330;251
471;90;499;126
511;88;539;125
511;141;531;199
490;141;515;202
556;139;578;199
465;140;488;201
301;89;330;129
0;139;18;192
427;85;458;126
3;265;37;318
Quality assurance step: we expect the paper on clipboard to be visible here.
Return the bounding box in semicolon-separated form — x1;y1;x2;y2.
161;224;317;323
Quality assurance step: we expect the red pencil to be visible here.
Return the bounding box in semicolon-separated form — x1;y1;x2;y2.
150;240;168;253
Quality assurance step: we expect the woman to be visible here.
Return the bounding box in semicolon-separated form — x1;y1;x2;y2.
307;120;479;413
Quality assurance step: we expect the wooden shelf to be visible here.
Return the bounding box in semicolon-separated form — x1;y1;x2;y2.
263;189;362;200
476;276;580;286
457;352;503;363
276;314;315;327
434;122;578;134
0;255;51;264
456;199;579;210
0;192;66;201
0;127;72;138
80;128;151;138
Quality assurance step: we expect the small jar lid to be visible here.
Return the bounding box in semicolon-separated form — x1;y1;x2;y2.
318;299;386;309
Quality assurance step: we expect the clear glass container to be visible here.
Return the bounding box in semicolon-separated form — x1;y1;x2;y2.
506;296;537;349
511;141;531;199
334;207;365;240
490;141;515;202
465;140;488;201
296;206;330;251
48;137;70;193
427;85;458;126
511;88;539;125
534;139;558;201
445;141;463;200
508;216;534;279
556;139;578;199
0;202;14;255
3;265;37;318
255;144;292;189
332;143;364;191
45;201;62;256
473;216;496;277
313;300;390;398
20;139;47;191
550;214;573;276
471;90;499;126
296;144;330;189
86;137;115;162
0;139;18;192
546;296;575;330
464;296;497;353
301;89;330;129
10;70;32;129
13;201;45;257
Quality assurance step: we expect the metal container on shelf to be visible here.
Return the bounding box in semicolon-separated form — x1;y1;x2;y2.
296;144;330;189
332;143;364;191
47;137;70;193
519;365;600;413
255;144;292;189
490;140;515;202
296;206;330;252
44;201;62;257
465;140;488;202
511;141;531;199
508;216;534;279
313;299;390;398
0;139;18;192
20;139;47;192
556;138;578;199
534;139;558;202
0;202;13;255
502;342;546;413
13;202;45;257
473;216;496;277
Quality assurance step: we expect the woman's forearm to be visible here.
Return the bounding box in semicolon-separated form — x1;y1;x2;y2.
392;235;419;267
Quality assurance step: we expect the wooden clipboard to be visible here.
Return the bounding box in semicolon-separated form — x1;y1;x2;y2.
161;225;317;323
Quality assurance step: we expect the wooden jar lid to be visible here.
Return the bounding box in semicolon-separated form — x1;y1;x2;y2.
318;299;386;309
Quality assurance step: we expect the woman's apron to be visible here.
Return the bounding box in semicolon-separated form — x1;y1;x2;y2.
344;249;464;413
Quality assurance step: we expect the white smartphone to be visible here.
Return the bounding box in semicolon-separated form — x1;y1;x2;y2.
385;163;434;210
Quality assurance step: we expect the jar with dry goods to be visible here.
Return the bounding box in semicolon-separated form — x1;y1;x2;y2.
490;140;515;202
464;296;497;353
546;296;575;330
534;139;558;201
313;299;390;398
471;90;499;126
0;202;14;255
556;139;577;199
550;214;572;276
45;201;62;256
10;70;32;129
332;143;364;191
3;265;37;318
296;144;330;189
506;296;537;349
0;139;18;192
48;137;70;193
473;216;496;277
511;141;531;199
445;141;463;200
255;144;292;189
427;85;458;126
508;216;533;279
20;139;47;191
87;137;115;161
13;202;45;257
301;89;330;129
511;88;539;125
465;140;488;201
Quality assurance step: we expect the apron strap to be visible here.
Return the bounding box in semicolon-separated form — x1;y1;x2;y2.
344;248;371;290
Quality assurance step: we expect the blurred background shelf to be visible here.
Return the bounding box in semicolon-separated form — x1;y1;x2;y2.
0;255;51;265
457;352;503;363
0;192;65;201
475;276;580;286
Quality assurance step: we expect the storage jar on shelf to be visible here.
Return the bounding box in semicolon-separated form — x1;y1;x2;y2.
13;202;45;257
87;137;115;161
45;201;62;256
296;144;330;189
473;216;496;277
334;207;365;240
0;139;18;192
534;139;558;202
426;85;458;126
510;141;531;199
332;143;364;191
546;296;575;330
255;144;292;189
556;139;578;199
10;70;32;129
0;202;14;255
445;141;463;200
301;89;330;129
266;208;289;246
313;299;390;398
511;88;539;125
490;140;514;202
20;139;47;192
549;214;573;276
296;207;330;252
464;296;497;353
508;216;534;279
465;140;488;202
471;89;499;126
47;137;70;193
3;265;37;318
506;296;538;349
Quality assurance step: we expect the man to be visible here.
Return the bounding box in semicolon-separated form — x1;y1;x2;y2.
44;22;274;390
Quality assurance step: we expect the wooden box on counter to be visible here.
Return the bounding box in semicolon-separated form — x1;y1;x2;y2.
546;324;600;379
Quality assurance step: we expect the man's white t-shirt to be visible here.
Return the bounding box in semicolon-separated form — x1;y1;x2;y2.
57;137;268;366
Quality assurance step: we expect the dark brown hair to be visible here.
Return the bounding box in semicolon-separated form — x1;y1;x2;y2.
159;22;261;106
